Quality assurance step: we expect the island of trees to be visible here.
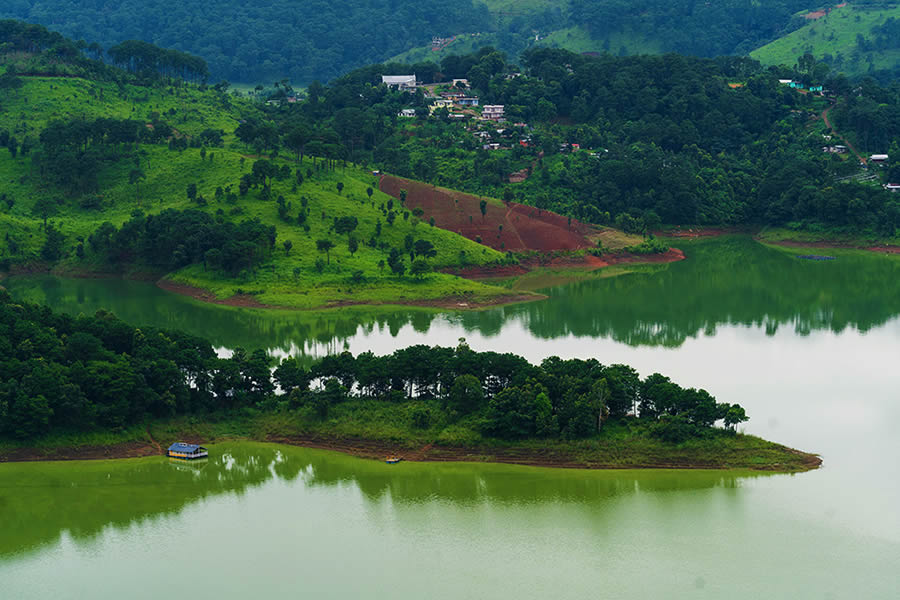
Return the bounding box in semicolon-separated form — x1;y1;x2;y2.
0;291;823;471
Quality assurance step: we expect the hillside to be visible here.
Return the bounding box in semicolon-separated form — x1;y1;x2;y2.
751;3;900;79
0;71;525;310
0;0;490;84
4;0;817;85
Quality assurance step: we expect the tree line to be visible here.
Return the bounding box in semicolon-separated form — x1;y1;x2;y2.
87;209;276;275
0;292;747;441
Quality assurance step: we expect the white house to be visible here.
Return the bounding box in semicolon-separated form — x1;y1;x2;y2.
482;105;505;120
398;108;416;118
885;183;900;193
383;75;417;90
870;154;889;164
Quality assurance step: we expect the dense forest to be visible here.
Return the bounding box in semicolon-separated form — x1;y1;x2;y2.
0;291;747;442
570;0;811;57
251;47;900;234
1;0;831;84
0;0;490;83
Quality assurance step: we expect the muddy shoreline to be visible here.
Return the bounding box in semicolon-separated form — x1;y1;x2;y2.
0;433;822;472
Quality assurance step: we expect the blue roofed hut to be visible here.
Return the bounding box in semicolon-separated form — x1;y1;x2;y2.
167;442;208;460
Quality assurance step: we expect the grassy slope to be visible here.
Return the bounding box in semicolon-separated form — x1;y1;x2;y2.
751;4;900;74
0;76;512;309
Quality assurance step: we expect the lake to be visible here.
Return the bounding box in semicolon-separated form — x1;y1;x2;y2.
2;236;899;598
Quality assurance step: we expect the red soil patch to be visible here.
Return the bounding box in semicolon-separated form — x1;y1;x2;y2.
380;175;599;252
805;10;827;19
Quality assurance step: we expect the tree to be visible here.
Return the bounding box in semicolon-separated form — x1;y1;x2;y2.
413;239;436;258
283;239;293;255
41;223;66;261
348;236;359;256
129;169;146;203
479;199;487;220
447;374;484;415
316;238;334;264
409;258;431;279
32;197;57;228
724;404;748;431
336;182;344;195
366;187;374;200
186;183;197;202
334;216;358;236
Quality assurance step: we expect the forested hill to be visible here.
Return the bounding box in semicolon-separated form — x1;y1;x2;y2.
0;0;834;84
569;0;812;57
0;0;489;84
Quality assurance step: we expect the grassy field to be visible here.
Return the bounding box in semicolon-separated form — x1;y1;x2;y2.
751;4;900;75
756;225;900;248
0;75;519;309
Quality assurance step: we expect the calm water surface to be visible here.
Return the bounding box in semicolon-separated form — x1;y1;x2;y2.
3;237;899;598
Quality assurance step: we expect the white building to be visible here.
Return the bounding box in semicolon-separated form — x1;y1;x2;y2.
398;108;416;118
382;75;417;90
482;105;505;120
870;154;889;164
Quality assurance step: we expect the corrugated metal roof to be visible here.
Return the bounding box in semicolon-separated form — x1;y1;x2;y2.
168;442;204;453
382;75;415;84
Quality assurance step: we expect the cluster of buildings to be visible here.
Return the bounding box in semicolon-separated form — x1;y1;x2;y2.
384;75;506;122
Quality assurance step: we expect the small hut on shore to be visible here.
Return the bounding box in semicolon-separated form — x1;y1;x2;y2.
167;442;208;460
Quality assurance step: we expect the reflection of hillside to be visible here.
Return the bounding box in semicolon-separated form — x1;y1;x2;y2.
6;237;899;352
3;276;435;358
462;237;900;347
1;443;767;560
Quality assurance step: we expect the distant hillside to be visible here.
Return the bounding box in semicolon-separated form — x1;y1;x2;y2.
0;29;518;310
751;2;900;80
0;0;490;84
3;0;822;85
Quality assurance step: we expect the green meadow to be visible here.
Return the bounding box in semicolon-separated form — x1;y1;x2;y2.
751;4;900;75
0;76;513;309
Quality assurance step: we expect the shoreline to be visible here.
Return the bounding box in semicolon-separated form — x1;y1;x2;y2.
2;249;686;313
0;432;823;472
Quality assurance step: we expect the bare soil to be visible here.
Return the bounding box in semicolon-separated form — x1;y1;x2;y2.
156;279;280;308
0;433;822;472
379;175;601;252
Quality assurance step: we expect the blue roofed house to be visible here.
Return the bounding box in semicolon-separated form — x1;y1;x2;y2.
167;442;208;459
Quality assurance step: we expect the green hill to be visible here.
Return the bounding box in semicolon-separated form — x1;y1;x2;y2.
0;69;512;309
751;3;900;78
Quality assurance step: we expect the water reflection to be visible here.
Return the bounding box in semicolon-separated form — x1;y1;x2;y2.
0;443;770;560
4;237;899;354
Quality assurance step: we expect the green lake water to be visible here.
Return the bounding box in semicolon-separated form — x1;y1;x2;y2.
2;236;900;598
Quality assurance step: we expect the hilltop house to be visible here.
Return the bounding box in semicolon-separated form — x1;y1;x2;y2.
398;108;416;118
482;105;505;120
885;183;900;193
382;75;417;90
870;154;889;164
457;97;480;106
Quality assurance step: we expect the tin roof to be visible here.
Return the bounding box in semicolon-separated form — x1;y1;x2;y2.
168;442;205;453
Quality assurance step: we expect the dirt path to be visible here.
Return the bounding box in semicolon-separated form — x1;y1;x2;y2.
822;104;866;164
146;427;163;454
